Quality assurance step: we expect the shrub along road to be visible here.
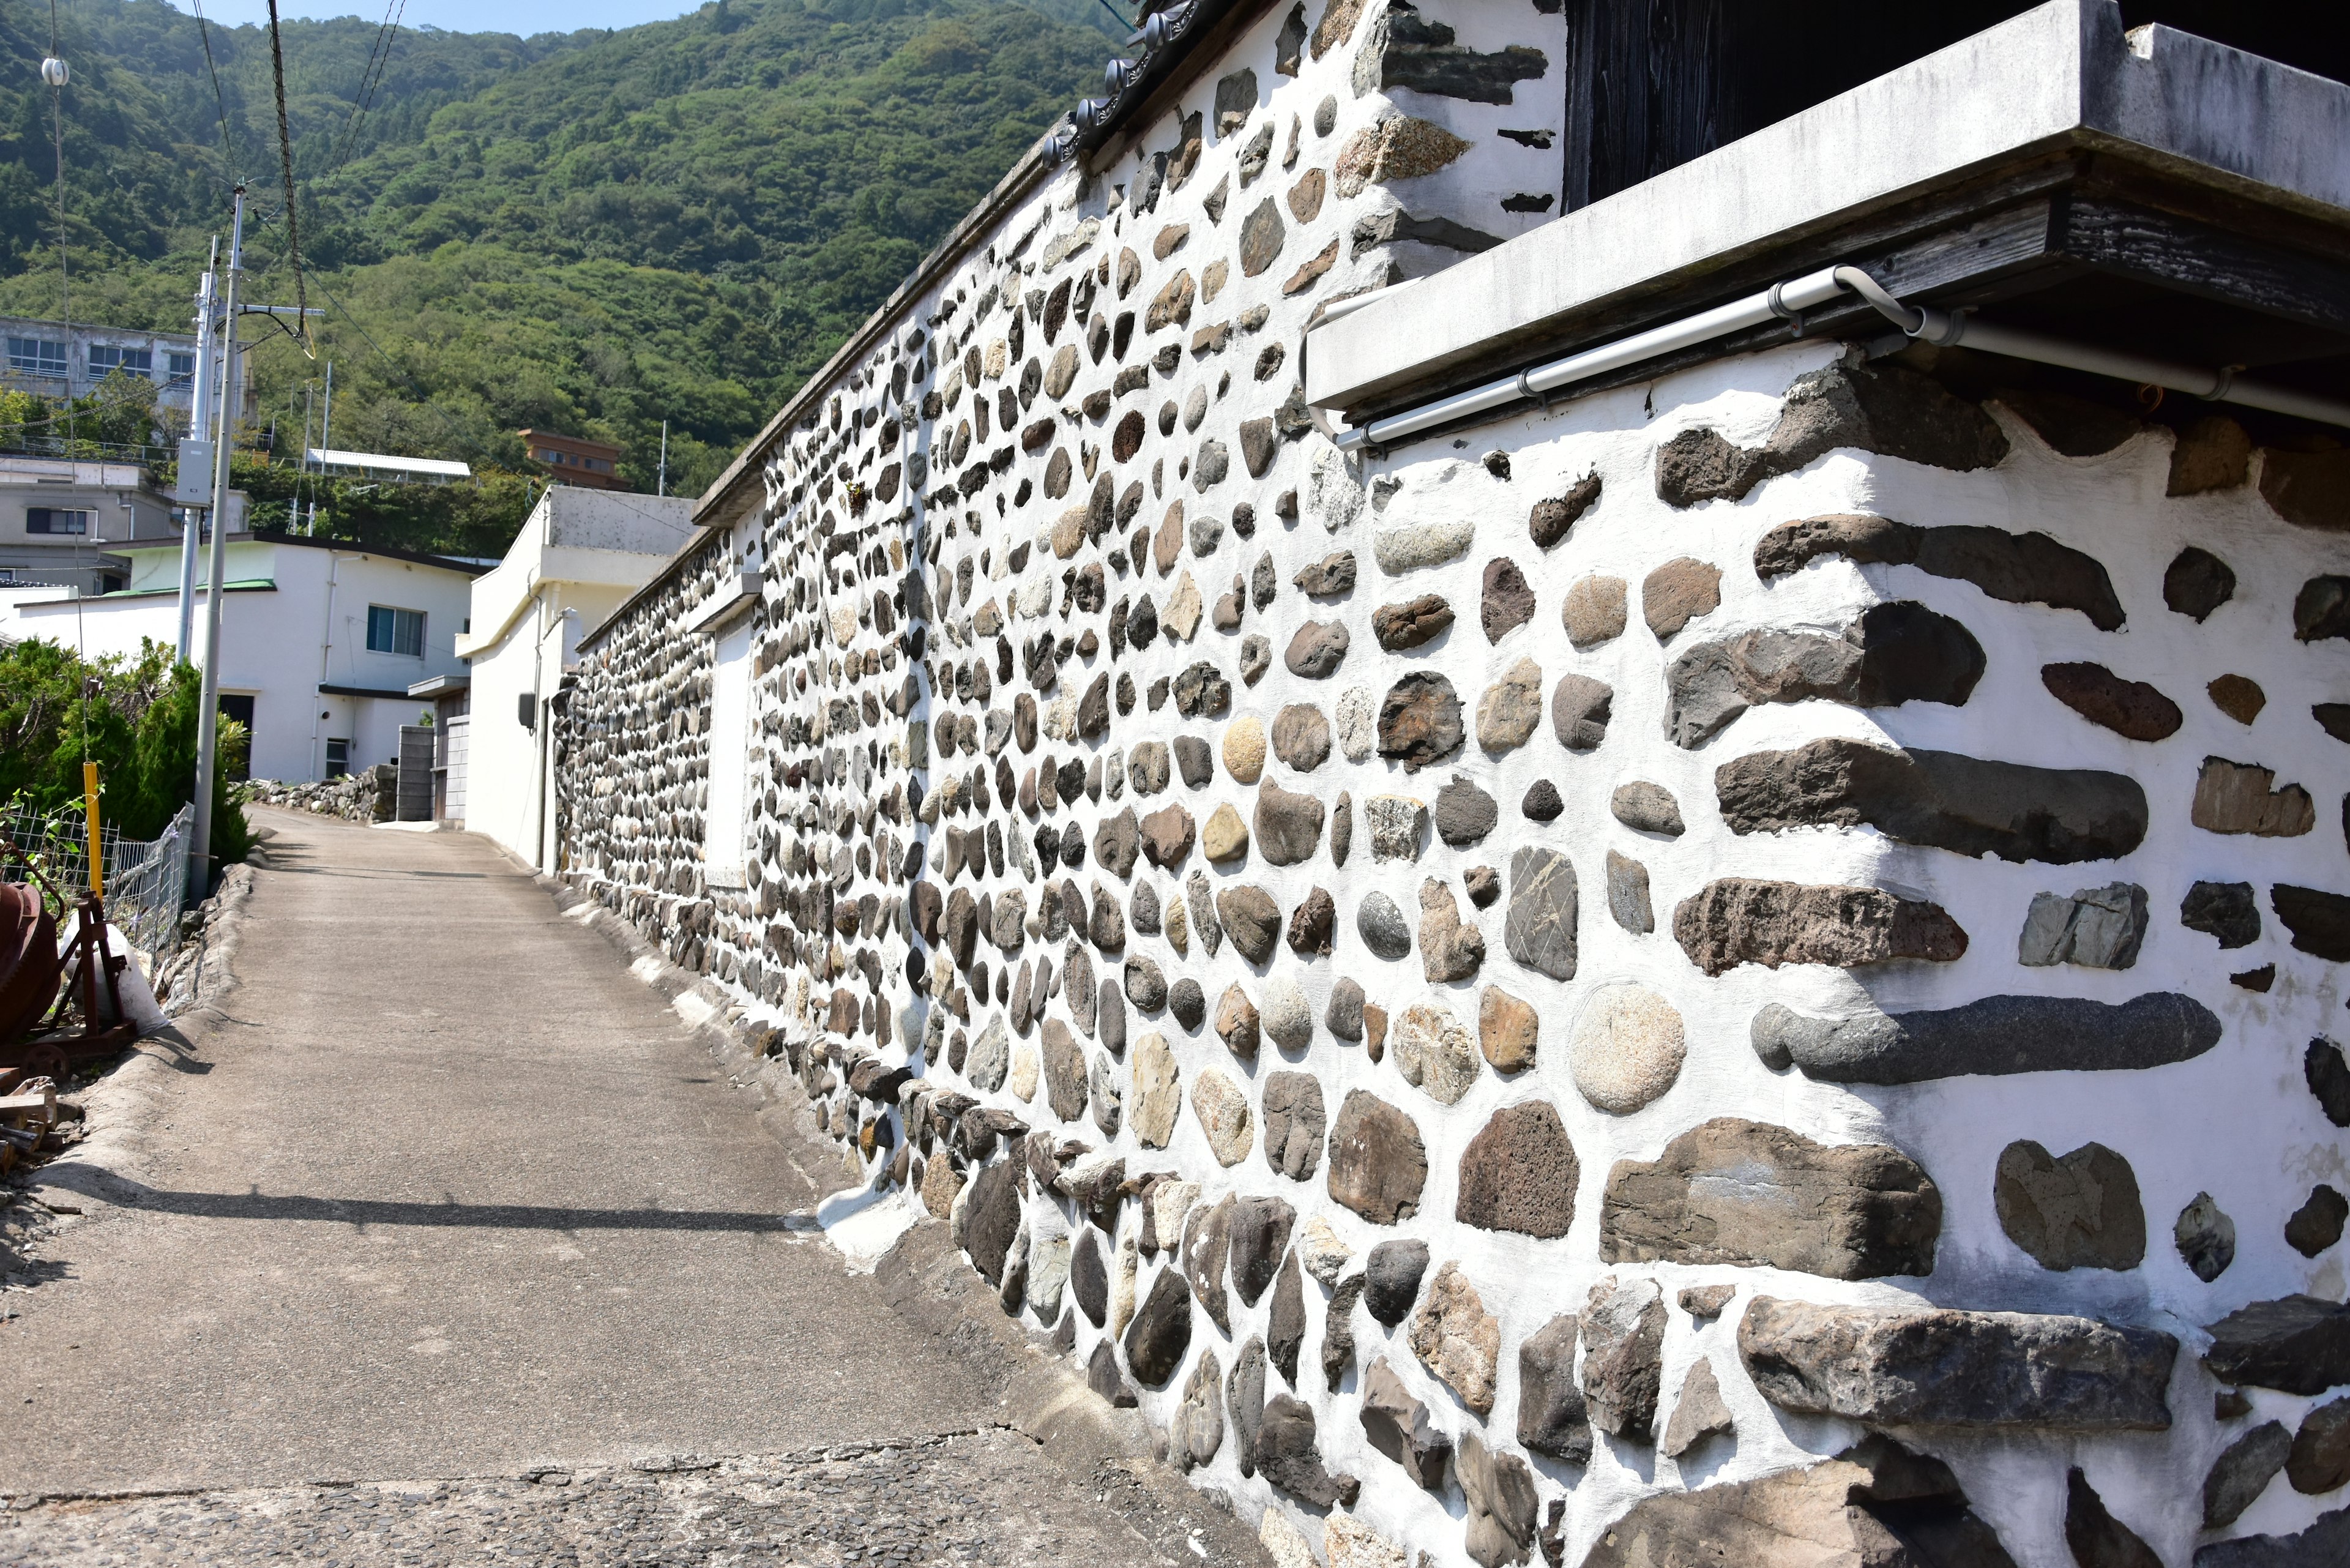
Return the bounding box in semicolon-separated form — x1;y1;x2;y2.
0;809;1265;1566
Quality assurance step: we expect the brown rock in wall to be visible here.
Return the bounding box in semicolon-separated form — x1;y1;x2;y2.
1672;878;1968;976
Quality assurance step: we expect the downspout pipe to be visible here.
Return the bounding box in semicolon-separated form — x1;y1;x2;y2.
1321;265;2350;453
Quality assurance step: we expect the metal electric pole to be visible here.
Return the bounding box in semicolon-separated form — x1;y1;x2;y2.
188;187;245;899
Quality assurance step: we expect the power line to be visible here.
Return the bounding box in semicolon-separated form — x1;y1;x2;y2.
188;0;240;181
264;0;310;353
324;0;407;182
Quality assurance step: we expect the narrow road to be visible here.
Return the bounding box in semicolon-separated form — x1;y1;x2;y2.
0;810;1256;1567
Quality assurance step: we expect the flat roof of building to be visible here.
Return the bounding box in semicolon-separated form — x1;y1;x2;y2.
306;448;472;480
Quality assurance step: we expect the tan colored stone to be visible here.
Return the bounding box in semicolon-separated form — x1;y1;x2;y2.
1133;1030;1182;1148
1324;1514;1408;1568
1009;1041;1039;1102
1393;998;1479;1105
1477;985;1539;1073
1407;1261;1499;1415
1258;1509;1315;1568
1335;116;1469;198
1164;569;1204;641
1569;984;1685;1114
1192;1067;1254;1165
1203;802;1251;862
1474;655;1543;753
920;1152;964;1219
1223;714;1268;783
1643;558;1722;640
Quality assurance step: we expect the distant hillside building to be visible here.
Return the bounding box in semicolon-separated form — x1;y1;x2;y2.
0;312;252;425
304;448;472;486
519;428;627;490
0;455;184;595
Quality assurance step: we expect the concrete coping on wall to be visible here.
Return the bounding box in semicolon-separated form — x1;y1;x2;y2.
1305;0;2350;414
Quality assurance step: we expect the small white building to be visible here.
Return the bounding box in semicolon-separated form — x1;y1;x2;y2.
454;486;692;867
0;530;483;783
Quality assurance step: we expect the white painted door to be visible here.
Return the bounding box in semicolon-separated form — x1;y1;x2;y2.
703;617;752;887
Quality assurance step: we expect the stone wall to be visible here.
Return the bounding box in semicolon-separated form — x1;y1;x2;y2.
556;4;2350;1565
244;767;397;824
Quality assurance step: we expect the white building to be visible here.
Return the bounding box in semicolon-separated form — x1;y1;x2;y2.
0;530;482;783
0;457;186;595
454;485;692;867
0;311;252;424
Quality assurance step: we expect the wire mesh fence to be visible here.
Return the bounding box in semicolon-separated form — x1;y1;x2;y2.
0;799;192;969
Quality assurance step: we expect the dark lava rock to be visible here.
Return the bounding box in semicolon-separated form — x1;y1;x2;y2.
2043;662;2185;741
1217;884;1283;964
1169;977;1206;1031
1360;1356;1450;1489
1357;890;1412;960
1550;673;1613;752
1321;1275;1365;1394
1228;1334;1266;1476
1326;977;1366;1041
1087;1339;1137;1407
2308;1039;2350;1127
1372;594;1454;651
2182;881;2261;948
2065;1466;2162;1568
1266;1250;1305;1387
2287;1185;2348;1258
1715;737;2147;865
1330;791;1352;867
1583;1435;2018;1568
2206;1422;2292;1528
1994;1140;2145;1271
1378;671;1465;771
1124;954;1168;1012
1255;780;1325;866
1261;1070;1326;1181
1436;774;1499;846
1256;1394;1357;1507
1602;1116;1939;1279
1521;778;1562;821
1122;1264;1193;1385
2165;545;2237;621
1456;1099;1578;1239
2296;575;2350;643
1228;1195;1296;1307
1285;619;1349;678
1482;556;1535;642
1664;602;1985;749
1285;886;1335;956
1327;1091;1427;1224
2289;1397;2350;1496
1740;1296;2177;1428
1363;1238;1431;1326
1753;510;2120;629
1293;549;1356;596
2192;1507;2350;1566
1094;807;1140;879
1185;1195;1236;1333
1529;472;1600;548
964;1160;1026;1286
2275;884;2350;961
1674;877;1968;976
1753;991;2223;1084
1516;1313;1592;1463
1071;1228;1108;1325
1464;864;1500;909
1173;734;1214;788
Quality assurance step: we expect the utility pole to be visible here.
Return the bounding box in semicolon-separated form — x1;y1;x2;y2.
658;419;668;497
189;187;244;899
319;359;332;461
174;238;219;662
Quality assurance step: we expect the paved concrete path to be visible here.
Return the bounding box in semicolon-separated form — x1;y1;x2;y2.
0;811;1260;1567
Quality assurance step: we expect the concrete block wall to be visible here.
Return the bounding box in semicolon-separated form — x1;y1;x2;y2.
554;4;2350;1564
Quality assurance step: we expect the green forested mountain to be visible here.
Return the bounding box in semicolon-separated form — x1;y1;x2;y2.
0;0;1115;531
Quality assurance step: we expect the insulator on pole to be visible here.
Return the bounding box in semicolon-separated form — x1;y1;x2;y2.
41;58;68;88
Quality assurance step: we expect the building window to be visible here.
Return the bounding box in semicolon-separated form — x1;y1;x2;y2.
366;604;426;657
7;337;65;378
325;737;350;778
89;346;152;380
165;350;195;386
28;507;92;535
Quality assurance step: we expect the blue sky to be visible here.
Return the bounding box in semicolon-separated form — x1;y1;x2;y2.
165;0;704;37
